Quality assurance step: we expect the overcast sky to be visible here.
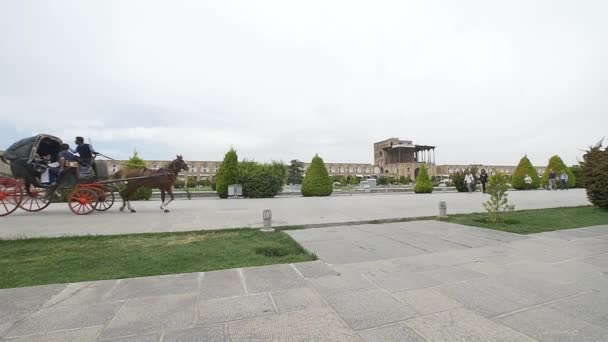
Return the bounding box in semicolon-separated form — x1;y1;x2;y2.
1;1;606;166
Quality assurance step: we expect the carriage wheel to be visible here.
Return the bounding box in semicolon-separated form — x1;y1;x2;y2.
19;184;53;212
0;177;23;217
68;188;98;215
94;190;115;211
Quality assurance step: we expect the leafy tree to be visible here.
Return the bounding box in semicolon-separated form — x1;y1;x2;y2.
122;150;152;200
569;165;585;188
287;160;305;185
340;176;348;186
398;175;408;184
483;172;515;223
186;176;198;188
238;161;284;198
174;180;185;189
301;155;333;197
581;141;608;208
541;155;575;188
414;165;433;193
271;161;287;185
215;148;239;199
511;155;540;190
350;177;360;185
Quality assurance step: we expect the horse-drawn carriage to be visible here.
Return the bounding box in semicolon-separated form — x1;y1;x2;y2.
0;134;188;217
0;134;115;216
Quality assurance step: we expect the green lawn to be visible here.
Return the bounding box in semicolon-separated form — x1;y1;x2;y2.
0;229;315;289
444;206;608;234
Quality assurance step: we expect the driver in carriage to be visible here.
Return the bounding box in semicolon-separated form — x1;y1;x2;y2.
71;136;98;177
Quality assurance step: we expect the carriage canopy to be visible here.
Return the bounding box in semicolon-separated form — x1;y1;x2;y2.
2;134;63;163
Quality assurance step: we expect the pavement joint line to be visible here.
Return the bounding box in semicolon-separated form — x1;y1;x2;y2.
267;292;279;314
237;268;248;295
5;325;106;341
94;300;126;341
355;318;433;342
101;279;122;301
289;263;306;279
359;273;421;317
301;274;356;334
489;291;589;320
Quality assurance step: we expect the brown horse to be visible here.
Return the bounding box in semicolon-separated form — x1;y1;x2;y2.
114;155;188;213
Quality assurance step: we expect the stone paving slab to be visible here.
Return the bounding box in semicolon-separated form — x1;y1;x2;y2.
291;260;340;278
199;269;245;300
4;302;121;339
394;288;463;315
99;333;160;342
0;189;590;239
0;284;67;324
358;322;429;342
323;288;417;331
98;294;197;340
496;305;608;342
226;307;361;341
4;326;103;342
271;288;325;313
105;273;199;302
197;293;275;325
309;273;375;296
242;264;307;294
162;325;224;342
405;308;538;342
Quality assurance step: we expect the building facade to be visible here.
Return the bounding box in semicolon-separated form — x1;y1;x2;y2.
374;138;436;179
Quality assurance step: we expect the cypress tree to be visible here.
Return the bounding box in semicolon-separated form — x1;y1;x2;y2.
215;148;239;199
414;165;434;193
511;155;540;190
541;155;575;188
301;154;333;196
581;142;608;208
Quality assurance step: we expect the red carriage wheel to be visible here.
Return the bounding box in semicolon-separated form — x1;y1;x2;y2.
19;184;53;212
94;190;115;211
0;177;23;217
68;188;98;215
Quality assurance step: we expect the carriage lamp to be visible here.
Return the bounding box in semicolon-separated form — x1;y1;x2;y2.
262;209;273;232
438;201;447;219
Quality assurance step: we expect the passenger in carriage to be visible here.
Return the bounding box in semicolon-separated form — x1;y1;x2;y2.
58;143;78;163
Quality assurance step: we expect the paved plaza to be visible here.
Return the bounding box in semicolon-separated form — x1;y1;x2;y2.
0;189;590;239
1;220;607;341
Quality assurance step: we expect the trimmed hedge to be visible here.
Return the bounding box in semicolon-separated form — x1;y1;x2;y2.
216;148;239;199
541;155;575;188
414;165;433;193
239;161;284;198
301;155;333;197
511;155;540;190
581;142;608;208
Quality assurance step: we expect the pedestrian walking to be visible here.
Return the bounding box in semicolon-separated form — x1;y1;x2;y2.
560;170;569;190
464;172;475;193
524;174;532;190
548;169;557;190
479;169;488;193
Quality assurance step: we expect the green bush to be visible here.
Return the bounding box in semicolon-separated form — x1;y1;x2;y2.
287;160;304;185
569;165;585;188
340;176;348;186
581;142;608;208
350;177;360;185
301;155;333;197
238;161;284;198
511;156;540;190
271;161;287;185
215;148;239;199
414;165;433;193
398;175;411;185
450;166;478;192
197;179;211;187
541;155;575;188
174;180;185;189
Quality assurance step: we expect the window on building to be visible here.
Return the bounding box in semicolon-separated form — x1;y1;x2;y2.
192;167;197;172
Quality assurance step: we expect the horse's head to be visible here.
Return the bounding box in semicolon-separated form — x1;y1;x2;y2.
175;154;189;171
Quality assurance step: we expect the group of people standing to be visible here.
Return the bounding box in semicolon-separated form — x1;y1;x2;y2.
461;168;569;193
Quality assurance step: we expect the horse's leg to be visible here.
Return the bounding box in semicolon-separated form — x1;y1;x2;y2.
125;185;137;213
119;188;127;212
163;187;174;213
160;187;166;210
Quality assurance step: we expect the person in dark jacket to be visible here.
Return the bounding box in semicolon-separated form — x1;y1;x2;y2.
548;169;557;190
479;169;488;193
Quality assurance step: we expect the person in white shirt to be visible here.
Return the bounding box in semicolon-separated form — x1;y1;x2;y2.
524;174;532;190
464;173;475;192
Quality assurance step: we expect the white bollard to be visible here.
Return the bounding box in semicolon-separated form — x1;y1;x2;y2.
261;209;274;232
438;201;447;219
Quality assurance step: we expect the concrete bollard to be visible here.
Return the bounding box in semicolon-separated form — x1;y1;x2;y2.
438;201;447;219
261;209;274;232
